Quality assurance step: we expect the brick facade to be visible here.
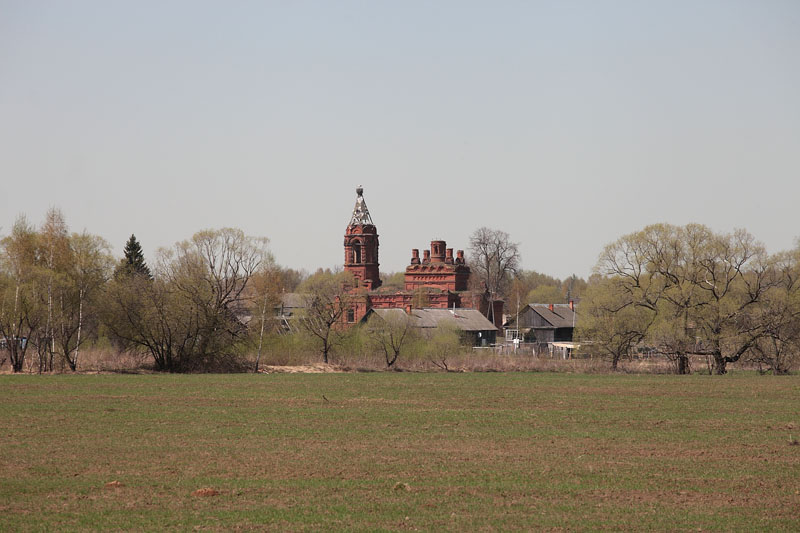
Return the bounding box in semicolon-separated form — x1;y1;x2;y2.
404;241;470;292
343;223;381;291
343;188;503;329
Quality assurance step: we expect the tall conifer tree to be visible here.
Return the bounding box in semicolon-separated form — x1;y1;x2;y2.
116;234;152;279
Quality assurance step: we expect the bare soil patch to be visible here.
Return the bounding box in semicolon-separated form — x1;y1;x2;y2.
259;363;341;374
192;488;220;497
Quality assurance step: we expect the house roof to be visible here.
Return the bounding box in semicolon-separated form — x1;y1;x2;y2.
370;308;497;332
506;303;577;329
528;304;576;328
369;308;409;321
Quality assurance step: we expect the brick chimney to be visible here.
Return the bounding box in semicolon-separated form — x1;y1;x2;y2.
423;249;430;263
411;249;420;265
431;240;446;262
569;299;574;311
445;248;454;264
549;303;554;312
456;250;465;264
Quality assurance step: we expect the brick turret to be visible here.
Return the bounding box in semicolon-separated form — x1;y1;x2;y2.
404;240;470;292
344;187;381;290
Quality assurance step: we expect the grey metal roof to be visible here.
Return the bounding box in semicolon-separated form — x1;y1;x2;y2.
370;308;497;332
370;308;409;321
528;304;576;328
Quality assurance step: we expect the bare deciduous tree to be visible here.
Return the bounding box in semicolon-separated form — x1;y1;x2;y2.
577;276;654;371
469;227;520;299
586;223;776;374
296;271;356;364
39;208;70;372
366;310;417;368
247;263;282;373
746;248;800;374
52;232;115;371
0;217;45;372
105;228;270;372
424;321;462;371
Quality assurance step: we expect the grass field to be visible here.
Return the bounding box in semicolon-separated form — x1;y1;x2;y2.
1;372;798;531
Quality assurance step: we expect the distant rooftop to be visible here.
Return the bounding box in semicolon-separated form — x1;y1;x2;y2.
528;303;576;328
371;307;497;332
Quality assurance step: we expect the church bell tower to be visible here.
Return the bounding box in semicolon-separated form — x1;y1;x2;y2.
344;187;381;290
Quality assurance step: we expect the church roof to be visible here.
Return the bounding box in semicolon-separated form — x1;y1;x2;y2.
349;186;374;225
370;308;497;332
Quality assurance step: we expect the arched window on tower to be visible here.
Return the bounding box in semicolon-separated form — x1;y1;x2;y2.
354;241;362;263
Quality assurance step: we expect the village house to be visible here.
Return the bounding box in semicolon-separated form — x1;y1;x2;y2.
504;302;579;357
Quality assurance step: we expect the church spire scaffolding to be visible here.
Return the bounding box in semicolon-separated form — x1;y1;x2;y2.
350;186;374;226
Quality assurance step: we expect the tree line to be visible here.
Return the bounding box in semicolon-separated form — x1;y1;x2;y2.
0;210;112;372
0;210;463;373
463;225;800;375
2;213;796;374
0;210;285;372
577;224;800;375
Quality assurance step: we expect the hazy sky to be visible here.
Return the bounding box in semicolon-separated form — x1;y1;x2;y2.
1;1;798;280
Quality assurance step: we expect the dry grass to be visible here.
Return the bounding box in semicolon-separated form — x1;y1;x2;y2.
259;349;719;375
75;348;148;372
0;346;775;376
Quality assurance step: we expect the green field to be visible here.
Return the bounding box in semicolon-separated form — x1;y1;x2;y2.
1;372;798;531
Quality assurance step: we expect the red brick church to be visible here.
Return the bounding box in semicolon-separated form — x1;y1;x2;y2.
343;187;503;328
